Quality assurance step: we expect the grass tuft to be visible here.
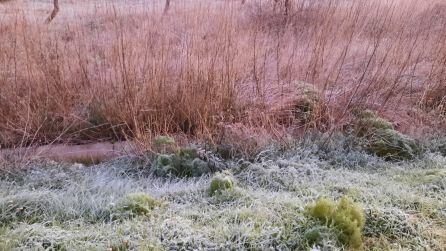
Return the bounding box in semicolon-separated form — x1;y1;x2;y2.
355;110;420;161
118;193;161;217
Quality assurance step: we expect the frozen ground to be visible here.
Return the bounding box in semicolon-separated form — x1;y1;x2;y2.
1;139;445;250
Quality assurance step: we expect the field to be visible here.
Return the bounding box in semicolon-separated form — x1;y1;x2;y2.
0;0;446;250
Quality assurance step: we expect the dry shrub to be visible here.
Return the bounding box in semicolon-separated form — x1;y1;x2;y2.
215;123;275;157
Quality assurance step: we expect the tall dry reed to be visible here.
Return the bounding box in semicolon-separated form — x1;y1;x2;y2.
0;0;444;148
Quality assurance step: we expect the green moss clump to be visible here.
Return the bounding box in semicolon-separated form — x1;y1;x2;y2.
355;110;420;160
152;147;213;177
119;193;161;216
208;172;235;196
306;197;365;248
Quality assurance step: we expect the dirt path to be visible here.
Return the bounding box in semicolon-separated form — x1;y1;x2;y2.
0;141;138;163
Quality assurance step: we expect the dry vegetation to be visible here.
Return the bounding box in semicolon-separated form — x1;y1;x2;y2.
0;0;445;150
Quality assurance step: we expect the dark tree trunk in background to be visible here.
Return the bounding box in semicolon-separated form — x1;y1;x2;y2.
284;0;290;15
272;0;290;15
164;0;171;14
164;0;290;15
46;0;59;23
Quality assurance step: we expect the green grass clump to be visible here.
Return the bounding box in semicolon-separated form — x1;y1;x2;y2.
425;136;446;156
208;172;235;196
0;193;52;227
119;193;161;216
367;129;420;161
364;208;416;241
355;110;420;160
356;110;394;135
290;81;327;127
306;197;365;248
302;225;336;247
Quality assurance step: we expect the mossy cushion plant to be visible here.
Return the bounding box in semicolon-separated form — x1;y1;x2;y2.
208;171;235;196
355;110;420;160
306;197;365;249
119;193;161;216
152;147;211;177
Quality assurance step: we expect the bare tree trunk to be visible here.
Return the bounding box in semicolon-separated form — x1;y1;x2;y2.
273;0;279;11
284;0;290;16
46;0;59;23
163;0;171;14
272;0;290;15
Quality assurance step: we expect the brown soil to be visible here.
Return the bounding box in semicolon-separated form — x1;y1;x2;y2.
0;141;138;164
